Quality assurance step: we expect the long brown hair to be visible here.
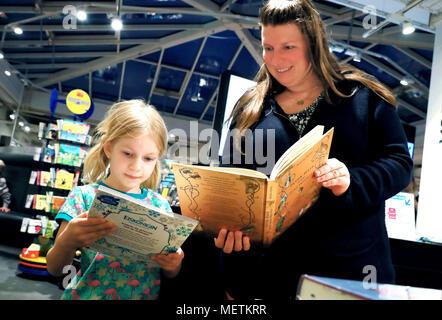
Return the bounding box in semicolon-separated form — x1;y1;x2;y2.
231;0;396;137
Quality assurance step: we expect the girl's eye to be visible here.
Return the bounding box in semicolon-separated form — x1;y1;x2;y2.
123;151;131;156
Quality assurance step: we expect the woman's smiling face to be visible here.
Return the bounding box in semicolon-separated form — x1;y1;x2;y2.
261;23;314;91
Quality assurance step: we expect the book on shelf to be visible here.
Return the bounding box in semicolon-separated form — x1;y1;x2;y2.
57;119;91;145
54;169;75;190
296;274;442;300
51;196;66;215
39;120;91;145
173;125;334;247
40;171;52;187
87;185;199;267
56;143;86;167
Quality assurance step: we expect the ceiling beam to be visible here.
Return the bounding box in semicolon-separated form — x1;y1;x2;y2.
147;48;164;105
327;25;434;50
33;20;229;88
393;45;433;69
0;24;207;32
173;35;208;115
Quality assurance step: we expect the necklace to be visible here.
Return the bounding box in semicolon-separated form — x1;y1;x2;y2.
289;85;322;108
287;92;324;137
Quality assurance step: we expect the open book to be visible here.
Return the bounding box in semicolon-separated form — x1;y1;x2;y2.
88;185;199;266
173;125;334;247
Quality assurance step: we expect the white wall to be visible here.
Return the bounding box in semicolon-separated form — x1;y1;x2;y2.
416;22;442;242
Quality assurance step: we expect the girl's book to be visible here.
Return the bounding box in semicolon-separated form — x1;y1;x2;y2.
87;185;199;267
173;125;334;247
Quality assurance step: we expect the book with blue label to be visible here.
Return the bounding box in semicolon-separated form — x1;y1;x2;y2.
87;185;199;266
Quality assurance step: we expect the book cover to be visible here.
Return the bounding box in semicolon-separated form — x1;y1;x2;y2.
57;143;84;167
34;195;49;211
51;196;66;215
173;125;334;246
54;170;75;190
87;185;199;267
40;171;52;187
296;274;442;300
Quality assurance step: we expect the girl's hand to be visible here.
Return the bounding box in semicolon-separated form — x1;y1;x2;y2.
214;229;251;254
151;248;184;278
57;212;116;251
315;158;351;196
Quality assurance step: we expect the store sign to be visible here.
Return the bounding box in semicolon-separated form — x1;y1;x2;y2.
385;192;416;242
66;89;91;115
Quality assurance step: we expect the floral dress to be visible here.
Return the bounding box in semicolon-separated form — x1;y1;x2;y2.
55;182;172;300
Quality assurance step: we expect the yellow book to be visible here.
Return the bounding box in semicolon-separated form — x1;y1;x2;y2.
173;125;334;247
55;170;75;190
35;195;49;211
39;171;52;187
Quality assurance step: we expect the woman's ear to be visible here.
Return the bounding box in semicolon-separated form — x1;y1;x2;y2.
103;140;112;159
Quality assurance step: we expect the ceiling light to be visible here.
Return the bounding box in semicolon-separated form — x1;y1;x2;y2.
353;54;361;63
77;10;87;21
13;26;23;35
18;121;24;127
111;18;123;31
9;114;15;120
24;126;30;132
4;70;11;76
0;52;3;59
400;79;409;86
402;22;415;35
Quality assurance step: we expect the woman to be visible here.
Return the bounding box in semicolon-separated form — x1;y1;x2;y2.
214;0;413;300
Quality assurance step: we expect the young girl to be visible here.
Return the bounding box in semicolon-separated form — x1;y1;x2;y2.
46;100;183;300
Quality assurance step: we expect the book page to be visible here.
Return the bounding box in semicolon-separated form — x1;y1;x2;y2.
184;164;268;180
269;128;334;241
173;163;268;243
88;186;199;266
270;125;324;180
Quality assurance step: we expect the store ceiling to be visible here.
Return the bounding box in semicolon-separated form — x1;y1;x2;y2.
0;0;438;128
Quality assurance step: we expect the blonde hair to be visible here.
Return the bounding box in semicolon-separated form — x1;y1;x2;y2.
83;99;168;190
231;0;396;140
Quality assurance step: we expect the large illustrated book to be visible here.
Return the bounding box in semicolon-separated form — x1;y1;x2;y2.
88;185;199;266
173;125;334;247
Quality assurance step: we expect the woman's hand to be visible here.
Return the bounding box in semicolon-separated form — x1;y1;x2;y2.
151;248;184;278
315;158;350;196
214;229;251;254
57;212;116;251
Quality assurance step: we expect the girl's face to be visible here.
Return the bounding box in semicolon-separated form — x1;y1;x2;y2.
103;133;160;194
261;23;315;91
